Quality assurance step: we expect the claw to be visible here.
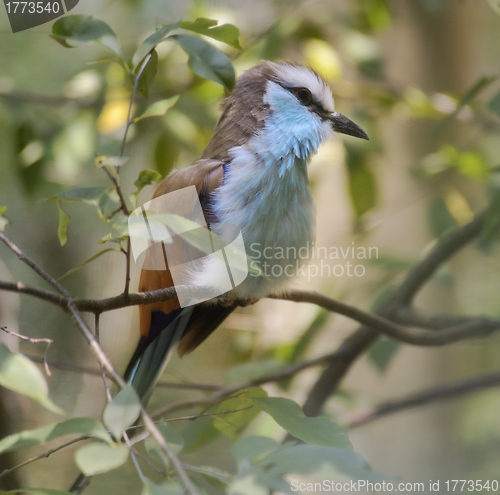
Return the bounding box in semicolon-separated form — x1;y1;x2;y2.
218;297;259;308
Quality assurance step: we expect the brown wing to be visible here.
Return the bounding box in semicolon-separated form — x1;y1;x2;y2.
138;159;225;342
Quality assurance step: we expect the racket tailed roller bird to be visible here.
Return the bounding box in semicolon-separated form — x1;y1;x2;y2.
125;61;369;401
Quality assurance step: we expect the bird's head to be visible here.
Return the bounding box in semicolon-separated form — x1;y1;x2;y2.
203;61;368;163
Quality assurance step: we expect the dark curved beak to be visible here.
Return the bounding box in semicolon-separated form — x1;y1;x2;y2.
329;111;369;140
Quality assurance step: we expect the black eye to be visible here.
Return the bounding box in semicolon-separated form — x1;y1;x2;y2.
296;88;312;105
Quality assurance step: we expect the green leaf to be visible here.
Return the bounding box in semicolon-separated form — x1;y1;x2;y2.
346;153;377;219
101;213;129;242
423;145;490;180
142;478;184;495
488;90;500;115
142;478;207;495
95;156;129;168
46;187;108;205
0;417;110;454
481;190;500;246
135;169;163;189
51;15;123;59
170;34;235;90
180;18;243;50
103;384;141;439
58;248;120;280
433;76;497;137
132;21;181;68
97;187;121;221
98;214;129;245
252;397;352;449
136;49;158;99
367;338;401;373
4;490;75;495
134;96;179;123
75;443;129;475
57;200;71;246
157;421;185;454
98;233;124;245
228;472;269;495
130;169;163;208
224;360;285;384
259;444;377;480
455;151;489;179
232;436;282;464
213;387;267;440
428;196;458;238
145;420;184;467
288;308;329;364
184;464;231;490
181;415;222;453
0;343;64;415
0;206;10;231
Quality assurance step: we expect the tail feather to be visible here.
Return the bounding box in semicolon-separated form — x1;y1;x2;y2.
125;302;238;402
125;307;194;402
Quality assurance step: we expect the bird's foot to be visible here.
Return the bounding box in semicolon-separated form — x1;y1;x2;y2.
237;297;259;307
218;297;259;308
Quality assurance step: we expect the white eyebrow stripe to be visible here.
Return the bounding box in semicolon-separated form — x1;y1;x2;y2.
271;63;335;113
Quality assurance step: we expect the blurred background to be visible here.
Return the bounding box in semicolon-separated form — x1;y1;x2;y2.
1;0;500;492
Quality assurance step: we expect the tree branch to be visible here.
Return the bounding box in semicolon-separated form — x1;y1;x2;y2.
0;280;67;307
0;232;198;495
0;232;71;298
387;212;486;308
347;370;500;429
389;306;494;330
273;291;500;346
27;356;220;391
0;436;89;480
1;326;53;376
301;211;487;417
151;348;351;418
4;274;498;347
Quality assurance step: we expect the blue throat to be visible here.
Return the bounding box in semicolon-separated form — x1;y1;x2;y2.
209;91;330;296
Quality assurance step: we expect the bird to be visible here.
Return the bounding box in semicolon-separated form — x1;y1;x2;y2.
124;60;369;402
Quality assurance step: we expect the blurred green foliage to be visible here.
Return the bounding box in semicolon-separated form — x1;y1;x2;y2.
1;0;500;493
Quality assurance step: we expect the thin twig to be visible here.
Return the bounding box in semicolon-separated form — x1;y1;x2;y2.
0;232;197;495
1;326;53;376
165;405;253;423
94;314;112;403
0;232;71;297
142;413;198;495
0;436;89;480
347;370;500;429
131;447;166;475
126;406;254;445
27;355;220;390
119;53;152;159
151;350;349;418
124;432;146;483
117;53;151;294
27;355;219;390
101;166;130;216
124;235;131;296
0;90;84;107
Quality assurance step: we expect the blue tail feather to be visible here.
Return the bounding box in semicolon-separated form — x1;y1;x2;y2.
125;307;194;402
